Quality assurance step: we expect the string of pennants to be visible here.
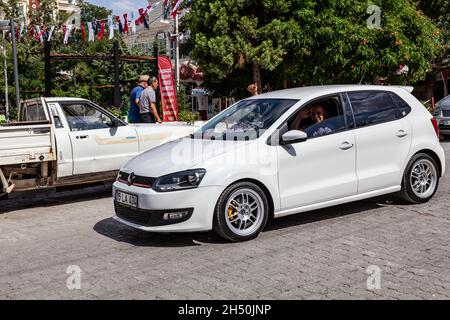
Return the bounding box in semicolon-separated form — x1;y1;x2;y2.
15;0;190;44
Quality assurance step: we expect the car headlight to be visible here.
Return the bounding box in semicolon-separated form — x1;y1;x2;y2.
152;169;206;192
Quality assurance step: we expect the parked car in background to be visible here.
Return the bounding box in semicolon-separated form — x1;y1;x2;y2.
0;98;200;196
113;85;446;242
434;95;450;137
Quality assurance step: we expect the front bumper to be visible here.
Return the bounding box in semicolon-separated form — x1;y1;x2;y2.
112;182;224;232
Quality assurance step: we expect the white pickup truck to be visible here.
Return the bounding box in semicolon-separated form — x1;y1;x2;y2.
0;97;201;196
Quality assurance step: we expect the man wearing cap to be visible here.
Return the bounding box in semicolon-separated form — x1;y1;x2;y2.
128;75;149;123
139;76;163;124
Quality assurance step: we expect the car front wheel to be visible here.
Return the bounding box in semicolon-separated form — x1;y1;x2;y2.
213;182;269;242
400;153;440;204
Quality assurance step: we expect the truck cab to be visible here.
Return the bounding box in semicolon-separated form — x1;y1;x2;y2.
0;97;200;196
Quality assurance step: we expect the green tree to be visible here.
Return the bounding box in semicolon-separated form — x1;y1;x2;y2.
0;0;20;19
182;0;443;98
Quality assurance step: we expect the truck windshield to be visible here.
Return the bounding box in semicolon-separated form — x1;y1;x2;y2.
193;99;298;141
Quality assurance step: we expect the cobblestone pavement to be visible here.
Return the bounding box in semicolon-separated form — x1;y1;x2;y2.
0;140;449;300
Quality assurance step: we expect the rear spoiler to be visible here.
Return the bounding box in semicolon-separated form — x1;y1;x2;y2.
397;86;414;93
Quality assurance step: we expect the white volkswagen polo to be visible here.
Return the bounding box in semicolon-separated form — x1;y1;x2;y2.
113;85;446;242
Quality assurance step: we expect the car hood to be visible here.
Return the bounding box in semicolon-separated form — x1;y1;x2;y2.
121;137;252;177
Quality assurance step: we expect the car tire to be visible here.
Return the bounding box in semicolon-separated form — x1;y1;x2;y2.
213;182;269;242
399;153;440;204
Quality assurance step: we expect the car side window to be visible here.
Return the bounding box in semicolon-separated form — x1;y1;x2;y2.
60;103;115;132
288;96;347;138
389;92;412;118
348;91;398;128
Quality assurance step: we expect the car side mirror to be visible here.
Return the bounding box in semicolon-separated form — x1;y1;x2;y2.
280;130;308;145
112;118;121;127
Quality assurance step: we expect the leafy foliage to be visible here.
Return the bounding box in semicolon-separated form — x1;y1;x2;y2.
182;0;444;98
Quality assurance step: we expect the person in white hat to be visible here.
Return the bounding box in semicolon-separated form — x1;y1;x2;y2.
128;75;149;123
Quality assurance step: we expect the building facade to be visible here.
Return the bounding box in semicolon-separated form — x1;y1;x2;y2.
0;0;79;22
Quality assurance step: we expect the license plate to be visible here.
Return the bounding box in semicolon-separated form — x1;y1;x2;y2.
116;191;138;209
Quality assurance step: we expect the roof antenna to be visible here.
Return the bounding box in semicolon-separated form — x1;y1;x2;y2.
359;70;366;85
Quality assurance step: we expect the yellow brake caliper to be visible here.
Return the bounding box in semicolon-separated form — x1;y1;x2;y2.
228;206;235;221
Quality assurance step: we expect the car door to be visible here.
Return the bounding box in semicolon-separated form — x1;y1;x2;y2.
345;91;412;194
60;101;139;175
277;94;358;210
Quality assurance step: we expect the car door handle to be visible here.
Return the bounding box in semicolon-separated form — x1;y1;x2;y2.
76;135;89;140
339;142;354;150
396;130;408;138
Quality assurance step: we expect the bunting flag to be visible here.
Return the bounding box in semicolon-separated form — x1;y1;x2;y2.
97;20;106;40
35;25;46;43
10;0;190;45
130;12;137;34
63;24;72;44
28;25;36;38
115;16;123;33
108;16;114;40
161;0;171;23
19;22;25;38
87;21;94;42
171;0;184;17
47;25;55;42
81;23;86;42
123;14;129;33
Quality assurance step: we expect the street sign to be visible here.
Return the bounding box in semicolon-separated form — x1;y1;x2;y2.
29;0;41;11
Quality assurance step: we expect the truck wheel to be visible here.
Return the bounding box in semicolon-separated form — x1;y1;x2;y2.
213;182;269;242
400;153;439;204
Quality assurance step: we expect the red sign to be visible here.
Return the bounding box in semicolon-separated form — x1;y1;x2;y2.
29;0;41;10
158;56;179;122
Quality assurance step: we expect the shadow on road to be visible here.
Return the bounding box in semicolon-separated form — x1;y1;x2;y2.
94;194;401;247
93;217;224;247
265;195;397;233
0;184;113;214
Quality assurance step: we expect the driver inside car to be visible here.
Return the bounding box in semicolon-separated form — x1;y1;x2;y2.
290;104;333;137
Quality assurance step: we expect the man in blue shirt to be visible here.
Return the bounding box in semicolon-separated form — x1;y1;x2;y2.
128;75;149;123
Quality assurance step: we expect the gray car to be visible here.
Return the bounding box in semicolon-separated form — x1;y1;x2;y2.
434;95;450;136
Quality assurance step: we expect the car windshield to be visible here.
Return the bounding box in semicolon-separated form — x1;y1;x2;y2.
193;99;299;140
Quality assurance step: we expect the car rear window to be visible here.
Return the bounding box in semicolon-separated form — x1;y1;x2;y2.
347;91;398;128
389;92;412;118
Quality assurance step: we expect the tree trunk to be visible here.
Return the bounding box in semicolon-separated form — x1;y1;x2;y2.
252;62;262;94
443;71;449;97
425;73;436;101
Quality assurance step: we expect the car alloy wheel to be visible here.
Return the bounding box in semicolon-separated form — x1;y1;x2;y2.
224;188;265;237
400;153;440;204
213;182;269;242
409;159;438;199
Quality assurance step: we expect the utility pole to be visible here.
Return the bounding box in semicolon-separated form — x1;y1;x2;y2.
44;40;52;97
113;40;121;108
174;13;180;89
2;31;9;120
10;18;20;111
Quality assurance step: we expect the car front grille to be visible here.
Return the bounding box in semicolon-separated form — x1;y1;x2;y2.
117;171;156;188
114;203;193;227
115;204;151;225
